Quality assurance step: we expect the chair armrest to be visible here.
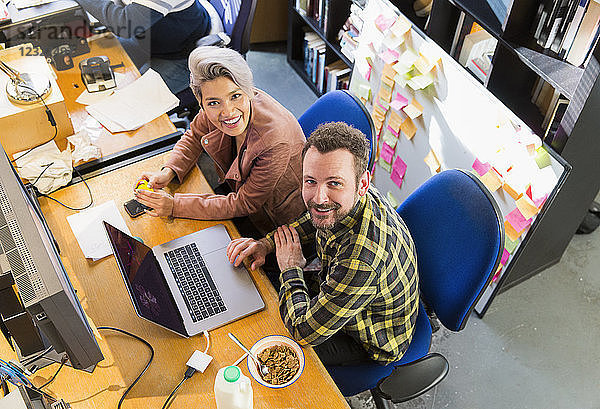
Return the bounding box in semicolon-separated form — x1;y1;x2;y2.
195;33;231;47
375;353;449;403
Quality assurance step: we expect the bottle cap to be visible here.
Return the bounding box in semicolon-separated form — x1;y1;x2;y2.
223;366;240;382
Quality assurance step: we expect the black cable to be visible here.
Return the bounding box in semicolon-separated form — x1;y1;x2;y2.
10;83;58;164
97;326;154;409
161;367;195;409
1;379;8;397
39;166;94;211
38;355;67;389
22;346;54;366
28;162;54;187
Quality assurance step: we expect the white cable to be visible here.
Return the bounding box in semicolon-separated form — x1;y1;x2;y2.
203;330;210;354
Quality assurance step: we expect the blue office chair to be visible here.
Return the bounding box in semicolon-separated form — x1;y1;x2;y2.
325;169;504;408
170;0;258;120
297;90;376;173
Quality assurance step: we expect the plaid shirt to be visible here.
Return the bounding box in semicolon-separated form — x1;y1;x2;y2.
265;187;419;364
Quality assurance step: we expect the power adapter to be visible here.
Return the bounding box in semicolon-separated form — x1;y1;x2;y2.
186;350;213;373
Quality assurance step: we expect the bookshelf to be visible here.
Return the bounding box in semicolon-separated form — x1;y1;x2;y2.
416;0;600;310
287;0;354;95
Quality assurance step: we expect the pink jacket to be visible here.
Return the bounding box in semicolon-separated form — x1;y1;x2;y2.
164;89;306;234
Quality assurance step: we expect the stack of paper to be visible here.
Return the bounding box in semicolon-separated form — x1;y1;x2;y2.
86;69;179;133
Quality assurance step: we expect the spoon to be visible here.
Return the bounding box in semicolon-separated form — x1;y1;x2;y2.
227;333;269;377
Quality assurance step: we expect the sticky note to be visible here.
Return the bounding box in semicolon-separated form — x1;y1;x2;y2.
492;264;503;283
419;43;442;66
400;117;417;140
480;168;502;192
398;48;419;68
472;158;491;176
387;191;399;209
403;99;424;119
393;156;407;178
504;220;522;241
505;236;518;254
382;130;398;148
516;195;540;219
534;194;548;208
407;73;435;90
380;49;399;65
379;157;392;173
424;150;441;173
392;60;412;76
375;14;396;32
390;168;404;189
355;84;371;100
389;110;403;126
382;63;396;80
383;33;404;50
500;248;510;265
413;55;435;74
535;146;551;168
390;15;412;37
390;93;409;111
502;181;522;200
380;142;395;164
376;96;390;111
506;208;532;233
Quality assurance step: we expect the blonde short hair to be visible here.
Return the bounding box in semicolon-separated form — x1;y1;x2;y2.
188;46;254;101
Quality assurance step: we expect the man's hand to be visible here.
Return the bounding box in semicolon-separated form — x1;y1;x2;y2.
134;189;174;218
274;225;306;271
226;237;271;270
140;168;175;190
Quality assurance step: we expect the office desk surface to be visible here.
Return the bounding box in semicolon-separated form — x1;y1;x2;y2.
54;33;177;158
18;152;350;409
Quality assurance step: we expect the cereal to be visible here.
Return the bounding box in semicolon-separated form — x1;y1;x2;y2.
257;344;300;385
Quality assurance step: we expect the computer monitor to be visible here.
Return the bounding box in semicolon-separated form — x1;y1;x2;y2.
0;149;103;371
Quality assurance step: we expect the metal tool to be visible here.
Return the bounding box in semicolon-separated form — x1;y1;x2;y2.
227;333;269;376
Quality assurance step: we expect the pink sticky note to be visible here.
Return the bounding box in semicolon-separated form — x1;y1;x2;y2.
389;49;400;59
380;142;395;163
390;169;404;189
534;194;548;208
472;158;491;177
500;248;510;265
390;93;409;111
506;208;532;233
393;156;407;178
375;14;395;32
386;125;398;136
380;49;398;65
364;66;371;81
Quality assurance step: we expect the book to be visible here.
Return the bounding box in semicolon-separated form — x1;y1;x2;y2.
560;0;590;57
566;0;600;66
543;98;570;142
551;0;580;53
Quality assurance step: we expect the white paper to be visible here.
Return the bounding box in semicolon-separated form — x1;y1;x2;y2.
75;72;127;105
85;69;179;132
67;200;131;260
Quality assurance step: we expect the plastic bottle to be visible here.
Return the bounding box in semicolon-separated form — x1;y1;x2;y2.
214;365;253;409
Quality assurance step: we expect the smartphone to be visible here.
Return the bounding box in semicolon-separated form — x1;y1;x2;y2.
124;199;150;218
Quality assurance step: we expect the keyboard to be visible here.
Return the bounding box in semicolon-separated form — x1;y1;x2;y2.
164;243;227;322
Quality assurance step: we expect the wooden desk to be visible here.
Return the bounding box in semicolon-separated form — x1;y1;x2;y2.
0;153;350;409
52;33;177;158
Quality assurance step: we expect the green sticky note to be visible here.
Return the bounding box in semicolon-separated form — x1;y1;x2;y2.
535;146;551;168
386;191;399;209
379;157;392;173
505;236;518;254
382;130;398;148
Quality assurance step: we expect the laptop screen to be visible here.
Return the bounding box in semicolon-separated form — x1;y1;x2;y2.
104;222;186;336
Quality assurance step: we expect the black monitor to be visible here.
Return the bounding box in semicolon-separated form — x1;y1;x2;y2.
0;149;103;371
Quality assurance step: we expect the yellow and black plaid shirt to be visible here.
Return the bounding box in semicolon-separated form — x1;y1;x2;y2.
265;187;419;364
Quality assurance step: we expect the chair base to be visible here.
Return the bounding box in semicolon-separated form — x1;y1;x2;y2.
371;388;394;409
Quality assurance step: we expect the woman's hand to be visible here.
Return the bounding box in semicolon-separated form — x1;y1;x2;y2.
134;189;174;218
140;168;175;190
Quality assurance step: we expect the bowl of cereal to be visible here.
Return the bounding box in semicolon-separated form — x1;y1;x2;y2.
247;335;305;388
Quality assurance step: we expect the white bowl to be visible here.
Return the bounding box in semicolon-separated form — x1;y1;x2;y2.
247;335;305;388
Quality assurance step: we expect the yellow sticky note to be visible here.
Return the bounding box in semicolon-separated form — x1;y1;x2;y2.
403;98;424;119
382;130;398;148
407;73;434;90
424;150;441;173
502;181;522;200
480;168;502;192
504;220;523;241
516;195;540;219
390;15;412;37
387;191;400;208
419;42;442;66
379;157;392;173
400;116;417;140
535;146;551;168
414;55;435;74
382;63;396;80
355;84;371;100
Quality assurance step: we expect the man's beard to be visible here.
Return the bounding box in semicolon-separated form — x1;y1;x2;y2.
307;191;359;231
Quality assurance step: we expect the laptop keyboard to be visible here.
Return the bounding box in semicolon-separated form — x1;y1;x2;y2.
164;243;227;322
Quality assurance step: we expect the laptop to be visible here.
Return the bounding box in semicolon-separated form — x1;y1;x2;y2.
103;222;264;337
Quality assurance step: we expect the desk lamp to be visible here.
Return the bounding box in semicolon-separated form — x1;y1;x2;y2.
0;59;51;105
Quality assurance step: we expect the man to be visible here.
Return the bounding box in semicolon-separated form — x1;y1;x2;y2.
227;122;419;366
75;0;211;94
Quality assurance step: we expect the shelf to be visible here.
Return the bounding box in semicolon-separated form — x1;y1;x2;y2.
446;0;504;38
292;8;353;68
287;57;322;96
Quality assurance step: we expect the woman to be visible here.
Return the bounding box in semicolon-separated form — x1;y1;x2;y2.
135;46;306;235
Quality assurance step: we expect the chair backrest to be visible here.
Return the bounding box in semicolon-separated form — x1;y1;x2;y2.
297;90;376;173
396;169;504;331
209;0;258;56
